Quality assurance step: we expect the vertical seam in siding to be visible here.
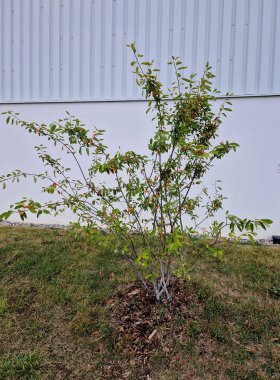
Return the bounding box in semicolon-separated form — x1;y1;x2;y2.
30;0;33;100
11;0;14;101
39;0;43;99
80;0;84;99
156;0;163;83
134;0;139;45
180;0;186;63
167;0;174;88
268;0;277;93
100;0;105;97
180;0;187;86
204;0;211;64
192;0;198;73
229;0;237;92
49;0;53;99
122;0;128;97
242;0;250;93
133;0;139;97
59;0;63;100
111;0;117;98
145;0;151;59
20;0;23;100
255;0;264;94
69;0;73;99
0;0;4;100
156;0;162;68
90;0;95;98
216;0;224;89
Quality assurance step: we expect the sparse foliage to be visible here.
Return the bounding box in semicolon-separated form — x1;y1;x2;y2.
0;44;272;301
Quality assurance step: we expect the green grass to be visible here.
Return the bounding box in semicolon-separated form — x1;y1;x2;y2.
0;227;279;379
0;353;41;380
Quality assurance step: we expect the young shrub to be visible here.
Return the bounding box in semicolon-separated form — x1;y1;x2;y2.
0;44;272;302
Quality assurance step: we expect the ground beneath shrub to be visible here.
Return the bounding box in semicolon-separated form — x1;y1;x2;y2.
110;278;196;357
106;280;226;379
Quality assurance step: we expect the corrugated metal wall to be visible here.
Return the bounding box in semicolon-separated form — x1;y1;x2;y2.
1;0;280;103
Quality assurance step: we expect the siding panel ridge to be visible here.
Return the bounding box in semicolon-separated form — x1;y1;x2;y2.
255;0;264;94
10;0;14;101
167;0;174;89
122;0;128;98
191;0;199;74
0;0;4;101
89;0;95;99
49;0;54;99
30;0;33;101
216;0;224;89
242;0;250;94
80;0;84;99
69;0;74;99
268;0;277;93
228;0;237;93
59;0;64;100
111;0;117;98
100;0;106;98
204;0;211;65
132;0;139;97
20;0;24;100
145;0;151;60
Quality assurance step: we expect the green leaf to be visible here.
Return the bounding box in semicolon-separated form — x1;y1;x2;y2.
261;219;273;225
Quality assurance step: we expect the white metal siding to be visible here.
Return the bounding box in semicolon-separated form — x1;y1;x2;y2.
1;0;280;103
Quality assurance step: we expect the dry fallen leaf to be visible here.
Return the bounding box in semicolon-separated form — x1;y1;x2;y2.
148;329;157;341
127;288;141;297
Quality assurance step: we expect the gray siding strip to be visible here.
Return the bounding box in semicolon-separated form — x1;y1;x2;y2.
229;0;237;93
20;0;23;100
122;0;128;98
242;0;250;94
133;0;139;97
204;0;211;64
90;0;94;99
0;1;3;100
59;0;63;100
49;0;53;99
100;0;105;98
80;0;84;99
39;0;42;99
269;0;277;93
216;0;224;90
167;0;174;89
10;0;14;101
192;0;198;74
111;0;117;98
255;0;264;94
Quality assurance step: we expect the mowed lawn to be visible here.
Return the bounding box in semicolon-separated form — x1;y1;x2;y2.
0;227;279;380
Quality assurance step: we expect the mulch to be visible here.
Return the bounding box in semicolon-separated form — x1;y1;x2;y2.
105;278;203;378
